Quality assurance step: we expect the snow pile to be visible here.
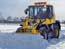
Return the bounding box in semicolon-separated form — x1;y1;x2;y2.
61;24;65;30
0;24;20;33
47;41;65;49
47;34;65;49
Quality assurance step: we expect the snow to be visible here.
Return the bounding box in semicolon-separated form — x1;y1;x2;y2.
0;24;65;33
0;33;49;49
61;24;65;30
0;24;20;33
46;34;65;49
0;31;65;49
0;24;65;49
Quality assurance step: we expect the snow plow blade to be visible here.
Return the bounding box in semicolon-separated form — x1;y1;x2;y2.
16;27;40;35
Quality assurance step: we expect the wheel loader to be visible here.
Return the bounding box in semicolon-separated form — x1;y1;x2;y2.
16;2;61;39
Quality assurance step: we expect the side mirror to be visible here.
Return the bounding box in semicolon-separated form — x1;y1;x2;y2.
25;8;29;14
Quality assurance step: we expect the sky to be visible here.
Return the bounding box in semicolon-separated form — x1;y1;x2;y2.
0;0;65;20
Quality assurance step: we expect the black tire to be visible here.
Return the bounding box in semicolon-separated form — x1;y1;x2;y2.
36;24;49;40
43;31;48;40
55;29;60;38
40;30;48;40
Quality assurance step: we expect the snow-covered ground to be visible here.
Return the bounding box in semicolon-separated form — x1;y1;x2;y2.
0;24;65;49
0;23;65;33
0;24;20;33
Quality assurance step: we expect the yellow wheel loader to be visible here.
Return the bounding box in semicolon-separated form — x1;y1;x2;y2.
16;2;61;39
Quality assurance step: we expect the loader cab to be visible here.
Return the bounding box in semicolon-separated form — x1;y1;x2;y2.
25;5;54;19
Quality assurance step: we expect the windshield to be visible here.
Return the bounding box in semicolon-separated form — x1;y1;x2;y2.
29;6;53;19
36;7;47;19
35;7;47;15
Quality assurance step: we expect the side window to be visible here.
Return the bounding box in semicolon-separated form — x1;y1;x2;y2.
49;6;53;19
47;6;53;19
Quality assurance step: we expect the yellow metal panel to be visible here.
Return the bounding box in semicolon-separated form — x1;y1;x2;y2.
51;16;56;23
43;16;56;25
43;19;51;25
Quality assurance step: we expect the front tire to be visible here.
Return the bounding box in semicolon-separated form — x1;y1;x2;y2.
37;24;49;40
43;31;48;40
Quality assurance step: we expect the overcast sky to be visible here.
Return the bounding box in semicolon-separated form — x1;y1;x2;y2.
0;0;65;20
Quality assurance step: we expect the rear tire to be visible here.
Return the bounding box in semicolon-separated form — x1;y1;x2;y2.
54;20;60;38
55;29;60;38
